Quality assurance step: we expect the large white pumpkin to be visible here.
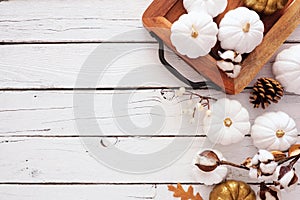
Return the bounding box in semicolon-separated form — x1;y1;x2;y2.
203;98;251;145
251;111;298;151
218;7;264;54
170;12;218;58
183;0;228;17
273;45;300;94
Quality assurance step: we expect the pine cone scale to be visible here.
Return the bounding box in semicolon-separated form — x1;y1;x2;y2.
250;78;284;109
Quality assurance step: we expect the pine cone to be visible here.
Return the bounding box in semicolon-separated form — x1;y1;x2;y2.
250;78;284;109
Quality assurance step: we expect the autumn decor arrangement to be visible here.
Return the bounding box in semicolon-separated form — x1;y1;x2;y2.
169;146;300;200
158;86;300;199
143;0;300;94
143;0;300;199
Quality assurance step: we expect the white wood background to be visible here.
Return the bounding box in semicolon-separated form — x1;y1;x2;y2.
0;0;299;199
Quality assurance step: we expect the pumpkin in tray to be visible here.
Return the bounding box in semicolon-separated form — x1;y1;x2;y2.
183;0;228;17
244;0;289;15
142;0;300;94
218;7;265;54
170;12;218;58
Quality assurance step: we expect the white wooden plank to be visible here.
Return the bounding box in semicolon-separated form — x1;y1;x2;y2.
0;185;160;200
0;0;299;43
0;90;300;136
0;90;215;136
0;137;275;182
288;26;300;42
0;43;202;89
0;0;153;43
0;136;299;183
0;184;299;200
0;43;295;89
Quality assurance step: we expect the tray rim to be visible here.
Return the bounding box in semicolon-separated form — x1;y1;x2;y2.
142;0;300;94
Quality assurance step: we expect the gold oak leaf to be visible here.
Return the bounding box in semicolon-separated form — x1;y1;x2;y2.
168;183;203;200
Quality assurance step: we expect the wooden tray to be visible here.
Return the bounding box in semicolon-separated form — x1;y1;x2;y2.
142;0;300;94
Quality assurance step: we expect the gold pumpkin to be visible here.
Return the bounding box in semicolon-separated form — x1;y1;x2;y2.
244;0;289;15
209;180;256;200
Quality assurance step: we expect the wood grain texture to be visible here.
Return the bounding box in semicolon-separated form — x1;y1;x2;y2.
1;136;299;183
0;0;153;43
0;184;299;200
0;90;300;137
0;0;298;43
0;43;200;89
0;43;294;89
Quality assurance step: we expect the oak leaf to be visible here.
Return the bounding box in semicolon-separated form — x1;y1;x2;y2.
168;183;203;200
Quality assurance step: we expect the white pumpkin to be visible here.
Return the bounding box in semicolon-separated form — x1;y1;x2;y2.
273;45;300;94
203;98;251;145
183;0;228;17
170;12;218;58
218;7;264;54
251;111;298;151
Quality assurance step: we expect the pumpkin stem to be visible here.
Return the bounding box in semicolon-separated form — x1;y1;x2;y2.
191;25;199;38
224;118;233;127
242;22;251;33
276;130;285;138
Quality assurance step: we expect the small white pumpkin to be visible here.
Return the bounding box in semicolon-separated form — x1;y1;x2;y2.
273;45;300;94
218;7;264;54
183;0;228;17
251;111;298;151
203;98;251;145
171;12;218;58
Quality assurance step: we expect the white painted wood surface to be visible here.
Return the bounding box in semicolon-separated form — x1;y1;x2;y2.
1;136;300;183
0;0;299;43
2;184;299;200
0;0;153;43
0;44;295;89
0;0;300;199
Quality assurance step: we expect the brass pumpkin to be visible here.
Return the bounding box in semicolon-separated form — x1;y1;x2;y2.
244;0;289;15
209;180;256;200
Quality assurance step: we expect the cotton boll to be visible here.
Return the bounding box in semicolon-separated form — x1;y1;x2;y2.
192;149;228;185
274;165;298;191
